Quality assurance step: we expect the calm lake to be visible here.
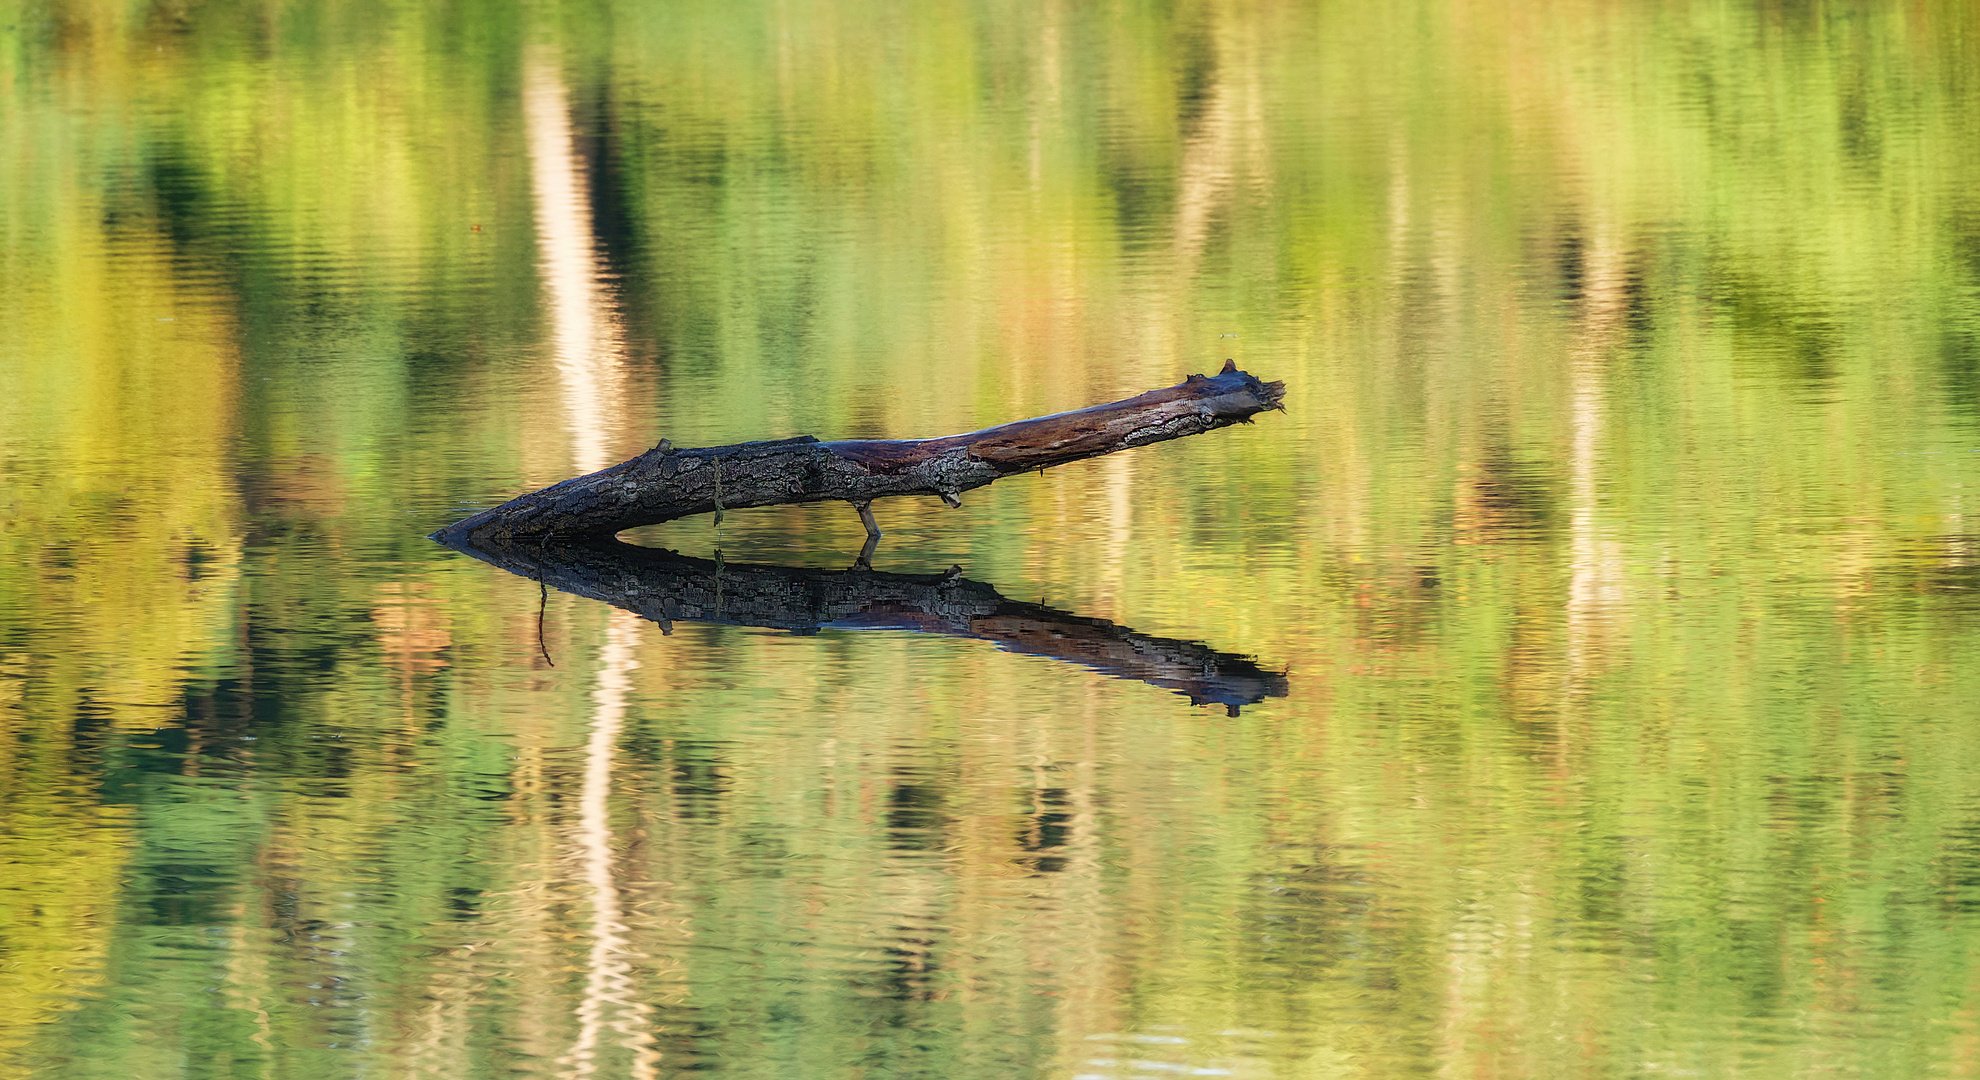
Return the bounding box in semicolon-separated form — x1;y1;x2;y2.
5;1;1980;1077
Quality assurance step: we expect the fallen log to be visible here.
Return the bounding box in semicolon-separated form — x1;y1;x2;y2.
434;361;1285;546
435;532;1290;714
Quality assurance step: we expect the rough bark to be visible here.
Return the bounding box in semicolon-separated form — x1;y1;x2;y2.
434;361;1286;543
436;533;1289;714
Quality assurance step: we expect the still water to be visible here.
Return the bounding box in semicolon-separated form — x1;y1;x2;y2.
5;1;1980;1076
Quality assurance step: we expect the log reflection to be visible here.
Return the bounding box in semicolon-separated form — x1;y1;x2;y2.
438;535;1288;715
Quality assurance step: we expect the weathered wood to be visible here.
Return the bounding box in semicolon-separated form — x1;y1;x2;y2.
434;361;1285;544
435;533;1289;714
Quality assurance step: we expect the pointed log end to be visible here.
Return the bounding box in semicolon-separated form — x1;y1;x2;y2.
1220;358;1237;374
1241;376;1288;412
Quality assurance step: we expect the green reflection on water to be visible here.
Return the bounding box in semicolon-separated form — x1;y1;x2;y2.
3;0;1980;1076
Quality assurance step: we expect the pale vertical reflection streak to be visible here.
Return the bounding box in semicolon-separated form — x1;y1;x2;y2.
1566;227;1629;682
562;609;658;1079
526;54;625;476
1170;54;1232;278
1098;454;1133;611
1161;4;1268;391
527;54;656;1079
1172;6;1267;275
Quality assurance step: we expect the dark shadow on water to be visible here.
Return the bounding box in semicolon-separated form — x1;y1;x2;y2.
434;534;1289;715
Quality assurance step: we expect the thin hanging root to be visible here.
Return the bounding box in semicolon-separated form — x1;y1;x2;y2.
853;500;882;539
851;501;882;570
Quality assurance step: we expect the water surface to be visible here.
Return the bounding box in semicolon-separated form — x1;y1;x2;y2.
4;2;1980;1077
